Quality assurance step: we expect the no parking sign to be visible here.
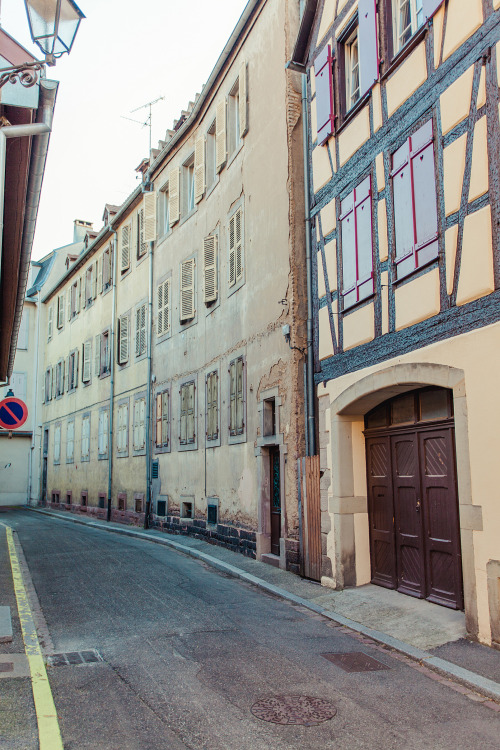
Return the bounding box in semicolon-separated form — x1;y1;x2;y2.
0;397;28;430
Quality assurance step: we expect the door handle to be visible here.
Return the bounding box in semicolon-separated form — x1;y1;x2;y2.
416;499;421;512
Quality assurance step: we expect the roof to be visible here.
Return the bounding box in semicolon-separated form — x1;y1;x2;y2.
26;253;56;297
289;0;319;71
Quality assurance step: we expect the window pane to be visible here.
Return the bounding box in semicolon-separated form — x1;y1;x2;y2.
391;393;415;424
419;389;450;422
365;404;388;429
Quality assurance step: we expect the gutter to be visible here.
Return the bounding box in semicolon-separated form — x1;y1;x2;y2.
3;78;59;381
107;229;118;522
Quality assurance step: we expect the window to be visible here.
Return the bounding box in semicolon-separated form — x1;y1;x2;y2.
180;381;195;446
182;156;195;215
68;349;79;391
206;371;219;442
228;207;243;287
17;310;28;349
121;224;131;273
393;0;423;54
96;330;110;376
160;186;170;236
156;498;167;517
206;120;217;188
263;398;276;437
47;304;54;341
340;175;374;309
44;367;52;402
55;359;65;397
54;423;61;464
203;234;218;304
57;292;64;329
181;499;193;519
135;303;147;357
229;356;245;437
70;279;80;319
98;493;106;509
216;98;227;173
103;246;113;290
207;502;218;526
84;265;94;307
10;372;27;400
80;491;88;508
168;167;180;226
66;420;74;463
345;28;360;111
81;414;90;461
155;390;169;449
118;314;130;364
135;494;144;513
157;279;171;337
65;492;72;506
82;340;92;384
391;119;438;280
137;208;146;258
98;408;109;459
133;397;146;452
117;401;129;455
228;78;241;156
180;258;195;322
118;493;127;511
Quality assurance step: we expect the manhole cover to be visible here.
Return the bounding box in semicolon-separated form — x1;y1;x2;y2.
322;652;390;672
0;663;13;673
251;695;337;726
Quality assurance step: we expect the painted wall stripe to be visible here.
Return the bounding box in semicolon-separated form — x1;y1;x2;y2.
2;524;64;750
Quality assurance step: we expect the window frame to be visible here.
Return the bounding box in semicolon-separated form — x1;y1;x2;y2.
181;153;196;220
55;358;65;399
82;339;92;386
228;354;246;444
98;328;111;377
228;77;241;160
392;0;424;56
68;348;79;393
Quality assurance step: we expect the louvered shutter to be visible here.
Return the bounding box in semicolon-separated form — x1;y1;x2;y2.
216;98;227;173
423;0;444;21
180;259;195;321
95;334;100;376
315;44;335;145
77;277;82;310
157;283;163;337
144;192;157;243
156;394;162;446
135;308;141;356
157;281;170;337
139;399;145;448
140;305;146;355
229;361;236;433
358;0;379;97
236;358;244;433
97;255;102;293
109;247;114;286
229;216;236;287
58;293;64;328
204;235;218;302
91;263;96;298
194;133;205;204
187;382;195;443
169;167;180;225
235;209;243;281
82;341;91;382
75;349;79;386
239;61;248;138
121;226;130;272
98;411;103;455
65;356;69;392
67;288;72;321
61;359;65;394
119;315;129;364
103;410;109;454
47;305;53;339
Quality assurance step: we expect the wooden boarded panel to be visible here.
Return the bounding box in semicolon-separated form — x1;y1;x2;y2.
302;455;321;582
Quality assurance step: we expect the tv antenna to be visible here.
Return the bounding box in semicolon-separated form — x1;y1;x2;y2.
121;95;165;153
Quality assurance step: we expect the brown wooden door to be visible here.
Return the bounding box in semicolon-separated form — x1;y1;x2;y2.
270;447;281;556
366;437;396;588
419;427;463;609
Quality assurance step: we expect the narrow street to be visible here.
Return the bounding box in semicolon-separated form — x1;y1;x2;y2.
0;509;498;750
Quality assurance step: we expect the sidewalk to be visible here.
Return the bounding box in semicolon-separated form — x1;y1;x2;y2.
25;506;500;701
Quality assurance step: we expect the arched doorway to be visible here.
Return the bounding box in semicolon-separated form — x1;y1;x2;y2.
364;387;463;609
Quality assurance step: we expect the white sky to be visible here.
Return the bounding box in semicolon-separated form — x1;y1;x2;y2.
1;0;250;259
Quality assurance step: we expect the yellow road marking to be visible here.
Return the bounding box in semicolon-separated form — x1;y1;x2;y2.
2;523;64;750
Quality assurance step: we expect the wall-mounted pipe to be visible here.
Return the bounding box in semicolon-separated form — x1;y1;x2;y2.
144;237;154;529
107;229;118;522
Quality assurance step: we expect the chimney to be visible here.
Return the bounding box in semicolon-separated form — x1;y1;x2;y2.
74;219;93;243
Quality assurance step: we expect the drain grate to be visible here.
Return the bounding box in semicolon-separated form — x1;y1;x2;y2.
0;662;13;673
322;651;390;672
251;695;337;726
47;650;103;667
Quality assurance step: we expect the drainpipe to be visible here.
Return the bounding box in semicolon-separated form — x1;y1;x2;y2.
107;230;118;522
28;289;42;505
298;0;316;457
144;238;153;529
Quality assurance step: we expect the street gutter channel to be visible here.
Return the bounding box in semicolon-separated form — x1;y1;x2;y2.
26;507;500;705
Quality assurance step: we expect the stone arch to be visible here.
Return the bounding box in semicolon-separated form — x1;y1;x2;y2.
324;362;480;638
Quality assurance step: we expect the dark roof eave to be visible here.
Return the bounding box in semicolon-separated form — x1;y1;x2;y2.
289;0;318;69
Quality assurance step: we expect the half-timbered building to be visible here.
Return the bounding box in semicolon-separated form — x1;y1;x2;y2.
291;0;500;646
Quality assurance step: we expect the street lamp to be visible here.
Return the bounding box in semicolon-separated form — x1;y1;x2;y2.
0;0;84;90
24;0;85;66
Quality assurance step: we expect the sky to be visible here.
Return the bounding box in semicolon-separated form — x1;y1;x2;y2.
1;0;250;259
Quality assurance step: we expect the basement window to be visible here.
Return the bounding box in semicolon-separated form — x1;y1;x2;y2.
156;499;167;517
80;491;88;507
117;493;127;511
181;501;193;520
98;493;106;509
207;503;218;526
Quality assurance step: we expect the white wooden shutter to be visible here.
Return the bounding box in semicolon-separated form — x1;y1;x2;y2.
60;359;65;394
229;215;236;286
138;208;146;256
169;167;180;225
47;305;53;340
65;356;69;392
103;410;109;454
236;357;244;432
180;385;187;444
119;315;129;364
144;192;157;243
67;288;72;321
121;225;130;272
82;341;91;382
156;394;162;446
239;61;248;138
235;208;243;281
95;334;100;376
96;255;102;293
157;280;170;337
98;411;103;455
180;259;195;321
203;234;218;303
194;133;205;204
216;98;227;173
76;278;81;311
140;305;146;355
58;293;64;328
75;349;79;386
187;382;195;443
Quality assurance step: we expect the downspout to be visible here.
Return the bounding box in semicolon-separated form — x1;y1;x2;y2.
144;238;153;529
299;0;316;457
107;230;118;522
28;289;42;505
4;79;58;380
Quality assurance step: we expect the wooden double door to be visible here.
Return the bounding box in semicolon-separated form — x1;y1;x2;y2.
366;422;463;609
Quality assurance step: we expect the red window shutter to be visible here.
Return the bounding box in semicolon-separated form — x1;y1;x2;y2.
340;176;374;309
354;176;374;301
358;0;379;97
340;189;357;308
315;44;335;145
422;0;444;21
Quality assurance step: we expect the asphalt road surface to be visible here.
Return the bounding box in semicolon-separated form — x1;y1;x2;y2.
1;509;498;750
